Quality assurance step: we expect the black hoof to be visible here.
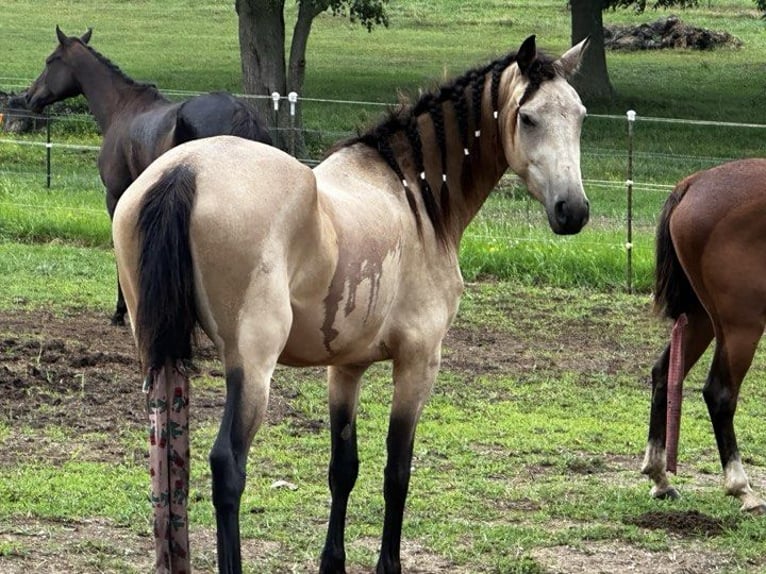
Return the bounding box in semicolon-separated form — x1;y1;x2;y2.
653;487;681;501
319;555;346;574
110;313;126;327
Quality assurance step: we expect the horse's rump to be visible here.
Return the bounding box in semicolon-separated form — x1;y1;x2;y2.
653;176;698;320
135;164;199;369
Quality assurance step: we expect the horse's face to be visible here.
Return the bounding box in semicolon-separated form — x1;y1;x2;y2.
26;26;92;113
500;37;590;235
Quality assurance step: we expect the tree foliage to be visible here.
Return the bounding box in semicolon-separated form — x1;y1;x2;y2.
326;0;389;31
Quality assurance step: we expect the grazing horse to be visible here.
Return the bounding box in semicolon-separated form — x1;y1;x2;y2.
25;26;272;325
113;35;590;573
642;158;766;515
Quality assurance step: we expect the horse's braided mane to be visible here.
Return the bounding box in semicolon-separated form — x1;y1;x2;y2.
333;49;557;243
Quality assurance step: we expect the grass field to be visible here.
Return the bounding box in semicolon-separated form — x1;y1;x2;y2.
2;0;766;292
2;1;766;573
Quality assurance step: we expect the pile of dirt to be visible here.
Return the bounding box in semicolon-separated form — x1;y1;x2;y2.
604;15;742;51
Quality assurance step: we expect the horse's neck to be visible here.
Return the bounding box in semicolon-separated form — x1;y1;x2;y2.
416;73;513;244
72;49;165;131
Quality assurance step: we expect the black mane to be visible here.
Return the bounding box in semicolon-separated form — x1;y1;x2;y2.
339;49;557;243
78;40;164;98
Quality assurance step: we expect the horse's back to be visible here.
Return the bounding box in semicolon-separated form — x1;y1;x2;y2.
175;92;272;146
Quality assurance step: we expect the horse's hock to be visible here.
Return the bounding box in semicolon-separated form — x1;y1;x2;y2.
604;16;741;51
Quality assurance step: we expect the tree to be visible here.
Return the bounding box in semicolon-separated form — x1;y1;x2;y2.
569;0;765;102
235;0;388;153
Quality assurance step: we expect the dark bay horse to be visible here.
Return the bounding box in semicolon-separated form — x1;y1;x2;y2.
113;36;590;573
25;26;272;325
642;158;766;515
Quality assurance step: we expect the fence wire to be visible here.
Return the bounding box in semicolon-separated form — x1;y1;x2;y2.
2;96;765;290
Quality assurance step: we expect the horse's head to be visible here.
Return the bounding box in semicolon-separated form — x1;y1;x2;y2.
498;36;590;235
26;26;93;113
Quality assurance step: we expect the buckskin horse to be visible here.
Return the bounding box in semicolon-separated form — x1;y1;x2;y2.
113;35;590;573
25;26;272;325
642;158;766;515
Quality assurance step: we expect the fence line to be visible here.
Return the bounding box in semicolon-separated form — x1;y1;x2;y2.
3;96;766;291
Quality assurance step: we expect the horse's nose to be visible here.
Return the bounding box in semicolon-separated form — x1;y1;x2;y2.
554;197;589;235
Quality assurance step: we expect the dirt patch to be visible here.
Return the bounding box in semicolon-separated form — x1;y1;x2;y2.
0;309;320;466
605;15;742;51
532;539;738;574
625;509;736;537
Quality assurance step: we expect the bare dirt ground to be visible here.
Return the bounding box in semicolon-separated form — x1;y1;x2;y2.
0;308;755;573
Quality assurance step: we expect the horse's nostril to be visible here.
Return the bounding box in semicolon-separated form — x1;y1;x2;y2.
554;200;568;225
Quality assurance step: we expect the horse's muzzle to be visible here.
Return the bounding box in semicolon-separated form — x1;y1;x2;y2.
552;197;590;235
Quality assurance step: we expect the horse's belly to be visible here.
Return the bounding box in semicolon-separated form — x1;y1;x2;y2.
279;277;396;367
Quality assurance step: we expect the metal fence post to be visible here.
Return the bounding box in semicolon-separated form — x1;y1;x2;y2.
625;109;636;294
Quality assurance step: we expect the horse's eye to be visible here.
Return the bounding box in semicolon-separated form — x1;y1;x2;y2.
520;113;536;128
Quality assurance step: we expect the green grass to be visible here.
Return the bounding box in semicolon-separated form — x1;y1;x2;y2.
2;8;766;568
2;1;766;292
2;283;766;572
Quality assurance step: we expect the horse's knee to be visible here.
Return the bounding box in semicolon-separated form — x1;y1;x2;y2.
383;458;412;503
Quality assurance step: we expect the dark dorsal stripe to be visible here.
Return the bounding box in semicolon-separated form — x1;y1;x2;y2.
344;50;557;243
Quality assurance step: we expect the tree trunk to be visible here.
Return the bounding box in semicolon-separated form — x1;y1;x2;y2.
236;0;288;148
285;1;328;157
569;0;614;102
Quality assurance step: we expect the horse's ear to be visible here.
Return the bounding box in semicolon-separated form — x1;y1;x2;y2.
55;25;71;46
555;36;590;80
516;35;537;76
81;28;93;45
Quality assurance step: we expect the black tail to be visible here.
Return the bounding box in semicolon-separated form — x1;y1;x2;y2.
653;180;698;319
136;164;199;369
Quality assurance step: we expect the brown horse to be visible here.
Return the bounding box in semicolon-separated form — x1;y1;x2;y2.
25;26;272;325
642;157;766;515
113;35;590;573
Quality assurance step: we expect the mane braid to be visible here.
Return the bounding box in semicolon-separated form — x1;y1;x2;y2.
362;129;423;236
451;84;470;152
470;72;483;136
405;117;445;242
342;48;560;244
428;102;451;229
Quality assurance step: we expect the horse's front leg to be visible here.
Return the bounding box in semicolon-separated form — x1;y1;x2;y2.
641;309;712;500
704;323;766;514
319;364;369;574
112;277;128;326
376;348;441;574
106;187;128;326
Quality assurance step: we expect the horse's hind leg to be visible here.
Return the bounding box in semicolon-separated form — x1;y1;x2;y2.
641;306;712;499
320;364;368;574
210;304;291;573
704;320;766;514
